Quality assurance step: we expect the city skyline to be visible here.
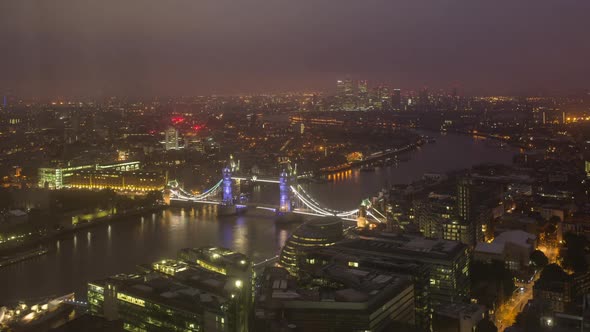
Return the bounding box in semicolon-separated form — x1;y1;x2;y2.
1;0;589;97
2;2;590;331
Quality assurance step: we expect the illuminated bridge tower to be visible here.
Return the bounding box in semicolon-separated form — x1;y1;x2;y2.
357;200;369;228
222;166;233;205
276;169;301;223
279;170;292;213
219;166;242;216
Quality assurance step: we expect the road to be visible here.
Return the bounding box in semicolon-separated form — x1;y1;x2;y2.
495;244;557;331
495;281;534;332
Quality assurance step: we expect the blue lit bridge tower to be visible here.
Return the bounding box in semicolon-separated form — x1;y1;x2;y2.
279;170;292;213
276;169;301;223
218;166;243;216
222;166;233;205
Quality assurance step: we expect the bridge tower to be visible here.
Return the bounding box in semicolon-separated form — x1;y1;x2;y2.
279;170;292;213
357;200;369;228
222;166;233;205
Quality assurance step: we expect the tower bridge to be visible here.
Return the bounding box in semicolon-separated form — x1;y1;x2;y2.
166;166;386;225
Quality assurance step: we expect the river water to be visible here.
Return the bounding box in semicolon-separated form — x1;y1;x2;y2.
0;132;517;304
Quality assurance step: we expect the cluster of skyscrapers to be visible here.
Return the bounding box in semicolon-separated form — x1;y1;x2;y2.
336;78;402;111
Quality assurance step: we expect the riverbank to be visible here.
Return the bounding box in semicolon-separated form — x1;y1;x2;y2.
0;246;49;268
0;205;166;260
427;127;527;150
318;136;431;174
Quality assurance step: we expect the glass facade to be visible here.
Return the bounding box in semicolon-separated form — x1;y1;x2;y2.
279;217;343;275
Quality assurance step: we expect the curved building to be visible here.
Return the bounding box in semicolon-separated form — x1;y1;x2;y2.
279;217;343;275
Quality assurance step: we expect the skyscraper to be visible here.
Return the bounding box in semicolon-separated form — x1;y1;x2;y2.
416;88;430;111
164;126;179;150
343;78;354;99
457;177;471;223
336;80;346;97
343;78;355;110
358;80;369;109
392;89;402;110
456;177;498;245
373;85;390;110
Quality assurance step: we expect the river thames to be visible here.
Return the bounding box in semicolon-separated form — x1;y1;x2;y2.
0;132;517;304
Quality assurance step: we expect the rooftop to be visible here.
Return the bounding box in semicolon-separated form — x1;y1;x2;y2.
259;264;412;310
494;230;536;248
434;303;485;320
475;242;505;255
179;246;251;272
339;232;467;262
93;262;242;314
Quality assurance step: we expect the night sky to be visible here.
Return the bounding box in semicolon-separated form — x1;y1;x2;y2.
1;0;589;97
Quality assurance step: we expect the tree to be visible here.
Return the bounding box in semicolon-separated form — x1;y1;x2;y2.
561;232;589;273
515;310;543;332
530;250;549;269
476;319;498;332
471;261;515;308
0;188;12;211
539;264;569;283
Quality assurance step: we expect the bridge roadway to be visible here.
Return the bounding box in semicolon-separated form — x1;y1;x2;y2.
169;198;360;222
167;170;383;223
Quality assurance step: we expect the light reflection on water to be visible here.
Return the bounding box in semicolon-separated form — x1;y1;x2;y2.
0;132;517;303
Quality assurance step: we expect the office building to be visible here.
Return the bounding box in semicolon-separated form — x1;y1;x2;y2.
373;85;390;109
457;177;471;223
432;303;485;332
474;230;537;271
255;264;415;332
415;192;482;247
358;80;369;108
392;89;402;110
178;246;253;293
37;161;162;192
279;217;343;275
299;233;471;330
67;170;166;192
336;80;346;97
336;78;356;110
414;195;455;239
343;78;354;99
339;234;470;306
456;177;496;246
164;126;180;150
442;220;473;246
37;161;141;190
38;164;95;189
88;247;252;332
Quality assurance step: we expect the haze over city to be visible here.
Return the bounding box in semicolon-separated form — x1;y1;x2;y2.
3;2;590;332
2;0;589;97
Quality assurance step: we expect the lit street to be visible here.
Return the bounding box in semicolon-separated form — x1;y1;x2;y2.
495;281;534;332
